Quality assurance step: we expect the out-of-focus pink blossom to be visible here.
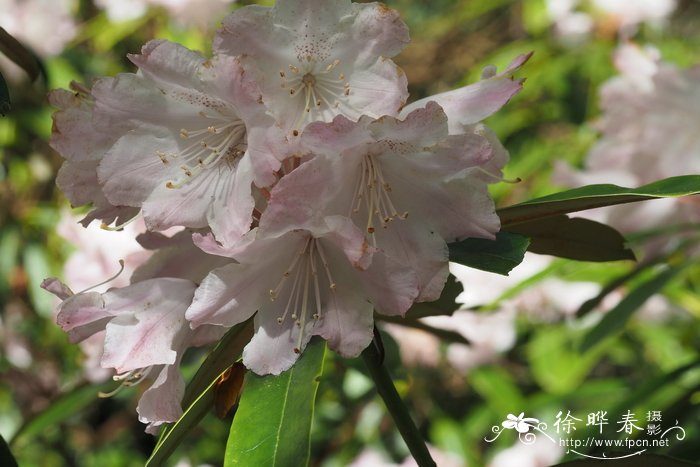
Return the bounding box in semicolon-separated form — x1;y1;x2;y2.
385;253;603;371
348;446;464;467
95;0;235;28
546;0;677;39
488;437;564;467
57;211;150;292
0;0;77;57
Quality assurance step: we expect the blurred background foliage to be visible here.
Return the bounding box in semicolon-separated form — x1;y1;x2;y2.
1;0;700;466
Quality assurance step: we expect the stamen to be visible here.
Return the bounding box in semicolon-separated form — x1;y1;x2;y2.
279;57;360;130
100;215;138;232
476;166;521;184
350;154;408;235
77;260;125;295
98;366;154;398
164;119;246;189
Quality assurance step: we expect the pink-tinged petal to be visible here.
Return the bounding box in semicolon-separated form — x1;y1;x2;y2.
41;277;73;300
349;2;410;60
55;292;111;343
354;251;419;317
332;58;408;122
142;161;251;234
57;160;103;208
128;40;207;90
185;241;292;328
100;278;196;373
49;86;119;162
137;363;186;434
79;204;140;229
302;113;375;155
371;101;449;148
246;125;285;187
372;222;449;303
206;154;256;247
316;215;374;270
314;264;374;357
400;52;532;132
191;231;236;257
260;147;361;239
242;307;311;376
98;127;180;208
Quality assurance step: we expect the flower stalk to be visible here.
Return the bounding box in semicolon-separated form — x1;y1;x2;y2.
361;329;436;467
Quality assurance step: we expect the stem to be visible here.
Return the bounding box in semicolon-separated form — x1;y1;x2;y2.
361;329;436;467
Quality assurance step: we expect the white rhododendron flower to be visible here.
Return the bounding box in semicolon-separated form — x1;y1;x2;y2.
42;230;231;431
214;0;410;133
187;217;418;375
46;0;529;428
263;102;505;303
43;277;206;433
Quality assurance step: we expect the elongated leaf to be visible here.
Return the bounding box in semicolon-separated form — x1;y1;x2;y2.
448;231;529;276
580;264;688;352
225;338;326;467
146;364;246;467
498;175;700;227
10;381;114;445
0;434;18;467
505;215;635;262
576;257;664;317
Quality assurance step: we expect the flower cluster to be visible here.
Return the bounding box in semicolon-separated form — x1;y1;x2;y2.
44;0;528;431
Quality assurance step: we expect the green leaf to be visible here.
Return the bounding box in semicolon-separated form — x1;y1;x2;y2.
580;264;688;352
0;70;9;116
448;231;530;276
0;434;18;467
498;175;700;227
528;326;607;394
505;215;635;262
10;381;114;445
576;257;664;317
224;337;326;467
